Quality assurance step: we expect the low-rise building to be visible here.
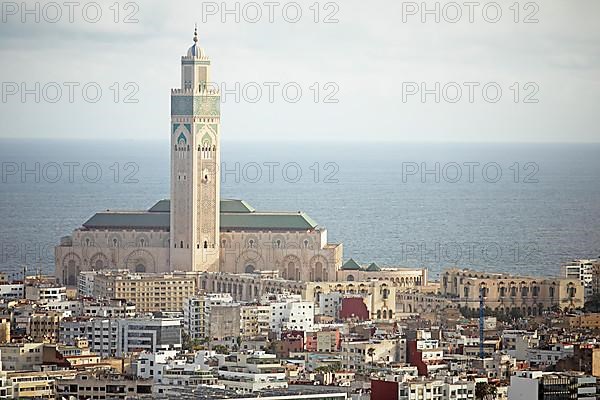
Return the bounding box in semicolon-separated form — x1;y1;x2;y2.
509;371;597;400
0;283;24;301
56;370;153;399
8;370;77;400
340;338;405;372
216;352;287;394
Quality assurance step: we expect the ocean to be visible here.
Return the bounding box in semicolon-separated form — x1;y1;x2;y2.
1;139;599;280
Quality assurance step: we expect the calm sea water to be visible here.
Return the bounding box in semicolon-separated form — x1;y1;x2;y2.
1;139;599;280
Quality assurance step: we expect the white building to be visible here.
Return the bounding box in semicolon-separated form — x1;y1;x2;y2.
117;318;182;356
39;300;82;316
59;318;118;358
135;350;179;380
267;293;314;337
317;292;342;319
0;283;24;301
25;285;66;302
78;271;98;297
501;330;539;361
82;299;136;318
561;259;597;299
509;371;597;400
183;293;234;340
60;317;181;357
526;343;574;368
216;352;287;394
396;377;475;400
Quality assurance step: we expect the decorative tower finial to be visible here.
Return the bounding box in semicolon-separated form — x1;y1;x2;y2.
193;24;198;43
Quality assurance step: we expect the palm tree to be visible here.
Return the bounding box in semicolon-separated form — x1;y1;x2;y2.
367;348;375;370
475;382;497;400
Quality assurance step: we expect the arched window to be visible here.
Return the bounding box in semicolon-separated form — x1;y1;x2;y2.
376;310;382;319
314;262;323;282
180;241;183;249
203;241;208;249
303;240;309;248
276;240;281;248
248;239;255;248
112;238;118;248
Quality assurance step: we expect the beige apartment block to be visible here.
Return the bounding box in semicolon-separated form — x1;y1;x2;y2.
92;270;196;313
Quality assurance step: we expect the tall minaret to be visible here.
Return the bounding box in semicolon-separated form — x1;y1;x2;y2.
170;27;221;272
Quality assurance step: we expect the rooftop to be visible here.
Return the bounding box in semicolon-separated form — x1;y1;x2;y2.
81;199;318;231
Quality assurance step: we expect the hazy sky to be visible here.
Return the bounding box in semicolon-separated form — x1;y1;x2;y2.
0;0;599;142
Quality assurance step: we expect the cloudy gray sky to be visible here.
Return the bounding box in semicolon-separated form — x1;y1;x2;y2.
0;0;599;142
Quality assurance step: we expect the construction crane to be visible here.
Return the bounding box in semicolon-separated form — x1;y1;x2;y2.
479;286;485;359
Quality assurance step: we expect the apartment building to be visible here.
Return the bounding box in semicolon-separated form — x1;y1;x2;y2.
92;270;196;313
183;293;234;340
0;343;44;371
240;304;271;338
561;259;597;299
60;317;181;357
268;293;314;337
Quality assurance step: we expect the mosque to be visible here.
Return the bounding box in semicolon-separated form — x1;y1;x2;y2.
54;30;427;289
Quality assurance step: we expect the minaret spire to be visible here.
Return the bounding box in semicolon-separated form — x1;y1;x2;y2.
193;24;198;43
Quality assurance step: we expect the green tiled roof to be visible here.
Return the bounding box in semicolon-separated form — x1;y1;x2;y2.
221;212;317;230
341;258;362;271
148;199;255;214
220;199;255;213
148;200;170;212
366;262;381;272
83;199;318;231
83;212;169;229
